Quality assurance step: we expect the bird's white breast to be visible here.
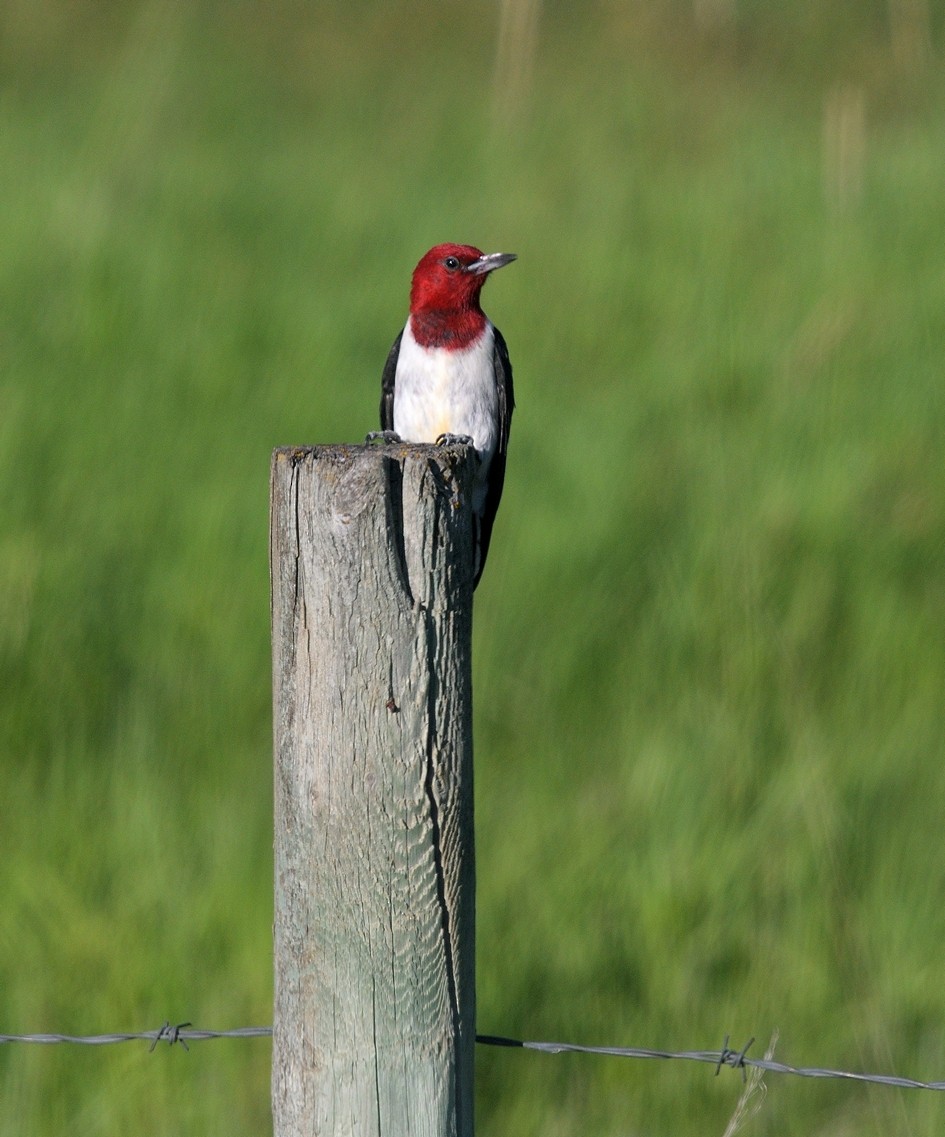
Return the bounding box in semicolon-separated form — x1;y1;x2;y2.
393;321;500;471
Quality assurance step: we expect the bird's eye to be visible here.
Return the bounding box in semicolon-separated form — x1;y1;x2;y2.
443;256;461;271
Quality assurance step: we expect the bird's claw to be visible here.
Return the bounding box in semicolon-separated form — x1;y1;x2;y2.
435;433;475;448
365;430;402;445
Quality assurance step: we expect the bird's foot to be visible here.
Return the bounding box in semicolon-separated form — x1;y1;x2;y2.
435;433;475;448
365;430;402;445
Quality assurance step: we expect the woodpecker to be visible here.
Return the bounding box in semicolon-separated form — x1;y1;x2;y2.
377;242;516;588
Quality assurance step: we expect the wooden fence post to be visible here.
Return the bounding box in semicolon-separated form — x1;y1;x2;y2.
270;444;476;1137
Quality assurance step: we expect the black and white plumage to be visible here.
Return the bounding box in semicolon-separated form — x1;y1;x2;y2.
379;243;516;588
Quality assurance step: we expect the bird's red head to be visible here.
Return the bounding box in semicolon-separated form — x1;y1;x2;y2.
408;243;516;348
409;243;516;316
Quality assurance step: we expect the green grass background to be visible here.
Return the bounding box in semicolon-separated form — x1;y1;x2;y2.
2;1;945;1133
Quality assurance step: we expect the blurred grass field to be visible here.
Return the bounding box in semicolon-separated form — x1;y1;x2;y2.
2;1;945;1133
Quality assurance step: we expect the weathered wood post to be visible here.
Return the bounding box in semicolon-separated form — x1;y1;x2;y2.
270;444;476;1137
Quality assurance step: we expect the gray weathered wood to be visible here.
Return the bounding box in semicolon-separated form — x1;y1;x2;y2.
270;444;476;1137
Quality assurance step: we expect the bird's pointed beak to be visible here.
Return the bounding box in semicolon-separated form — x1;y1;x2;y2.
466;252;517;276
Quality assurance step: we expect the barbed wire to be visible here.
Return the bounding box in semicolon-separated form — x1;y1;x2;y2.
2;1023;945;1093
0;1024;272;1052
477;1034;945;1091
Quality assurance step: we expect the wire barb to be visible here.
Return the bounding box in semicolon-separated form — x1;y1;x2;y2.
734;1037;755;1081
149;1021;193;1053
716;1034;731;1077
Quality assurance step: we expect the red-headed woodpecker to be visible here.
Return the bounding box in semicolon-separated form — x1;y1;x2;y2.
377;243;516;588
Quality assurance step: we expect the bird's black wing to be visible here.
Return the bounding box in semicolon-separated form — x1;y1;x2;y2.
379;330;402;431
474;325;515;587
